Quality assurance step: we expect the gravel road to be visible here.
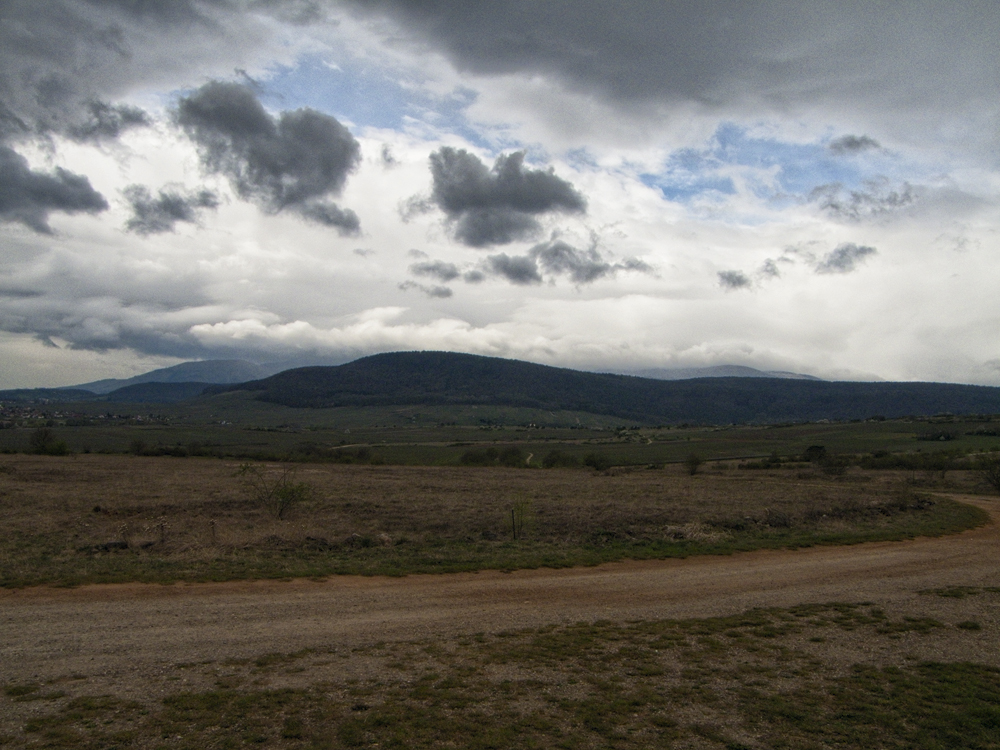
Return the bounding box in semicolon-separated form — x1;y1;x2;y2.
2;494;997;688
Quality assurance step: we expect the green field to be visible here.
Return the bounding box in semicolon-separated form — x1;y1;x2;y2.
2;390;1000;467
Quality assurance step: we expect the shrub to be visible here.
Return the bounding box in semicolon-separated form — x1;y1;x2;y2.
684;453;704;476
329;446;377;464
509;497;534;540
29;427;69;456
498;446;526;467
583;453;611;471
542;450;580;468
236;463;313;520
979;458;1000;494
460;447;499;466
820;458;848;476
802;445;827;462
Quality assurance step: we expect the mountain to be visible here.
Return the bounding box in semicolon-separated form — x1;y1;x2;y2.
626;365;822;381
102;382;214;403
0;388;97;403
69;360;281;395
213;351;1000;424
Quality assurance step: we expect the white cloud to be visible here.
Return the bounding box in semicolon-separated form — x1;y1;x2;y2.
0;2;999;389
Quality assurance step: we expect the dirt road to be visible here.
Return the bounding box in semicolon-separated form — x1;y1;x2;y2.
2;494;998;688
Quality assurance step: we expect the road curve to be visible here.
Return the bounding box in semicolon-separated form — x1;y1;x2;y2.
1;495;997;684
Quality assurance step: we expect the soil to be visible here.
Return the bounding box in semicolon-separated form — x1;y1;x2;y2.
2;493;999;700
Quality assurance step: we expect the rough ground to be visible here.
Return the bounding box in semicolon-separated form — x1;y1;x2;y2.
2;493;999;701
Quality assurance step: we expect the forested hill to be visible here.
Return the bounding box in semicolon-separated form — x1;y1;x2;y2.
214;351;1000;424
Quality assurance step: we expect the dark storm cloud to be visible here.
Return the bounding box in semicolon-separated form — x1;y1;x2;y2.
397;280;453;298
486;253;542;285
815;243;877;274
123;184;219;235
810;179;916;222
353;2;1000;145
462;269;485;283
480;240;652;287
828;135;881;155
0;146;108;233
0;0;285;242
428;147;586;246
67;100;151;143
297;202;360;233
176;81;362;233
531;239;651;285
0;0;221;146
0;246;224;358
409;260;461;282
718;270;751;290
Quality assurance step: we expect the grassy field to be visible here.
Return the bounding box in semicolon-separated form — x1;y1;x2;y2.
0;454;989;588
4;594;1000;749
3;390;1000;466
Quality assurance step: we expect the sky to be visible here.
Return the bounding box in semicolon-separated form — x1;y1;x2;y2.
1;0;999;388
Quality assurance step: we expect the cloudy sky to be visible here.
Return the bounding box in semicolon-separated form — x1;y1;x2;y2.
1;0;999;387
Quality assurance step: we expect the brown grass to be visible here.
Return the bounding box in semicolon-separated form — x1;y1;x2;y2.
0;454;986;587
4;596;1000;749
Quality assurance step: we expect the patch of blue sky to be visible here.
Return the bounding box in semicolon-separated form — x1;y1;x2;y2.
643;174;736;202
257;54;497;151
257;54;414;130
645;122;908;204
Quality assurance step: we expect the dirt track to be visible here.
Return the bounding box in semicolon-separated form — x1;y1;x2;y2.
2;494;998;688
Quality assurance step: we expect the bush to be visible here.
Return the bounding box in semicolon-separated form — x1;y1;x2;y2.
236;463;313;520
542;450;580;468
802;445;827;462
29;427;69;456
583;453;611;471
979;458;1000;494
820;458;849;476
498;446;526;467
329;446;378;464
460;447;499;466
684;453;704;476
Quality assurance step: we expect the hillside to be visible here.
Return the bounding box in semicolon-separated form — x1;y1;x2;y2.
215;351;1000;424
68;359;278;395
103;382;213;403
627;365;822;381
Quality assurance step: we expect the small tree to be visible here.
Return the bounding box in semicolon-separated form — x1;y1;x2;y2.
980;457;1000;494
802;445;827;463
542;449;579;468
684;453;704;476
510;497;534;540
584;453;611;471
29;427;68;455
498;446;526;467
236;463;313;520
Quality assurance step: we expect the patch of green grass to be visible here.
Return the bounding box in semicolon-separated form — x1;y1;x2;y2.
9;602;1000;749
3;683;39;698
748;662;1000;749
0;497;985;588
920;585;1000;599
21;695;146;749
957;620;983;631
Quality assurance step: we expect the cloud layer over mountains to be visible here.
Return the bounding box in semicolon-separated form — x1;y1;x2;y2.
0;1;998;388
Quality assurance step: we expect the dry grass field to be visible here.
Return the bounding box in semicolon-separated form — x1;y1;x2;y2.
0;454;988;587
3;571;1000;748
2;455;998;748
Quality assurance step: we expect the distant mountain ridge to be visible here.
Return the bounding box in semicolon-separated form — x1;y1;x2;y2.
625;365;822;381
213;351;1000;424
67;360;281;395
